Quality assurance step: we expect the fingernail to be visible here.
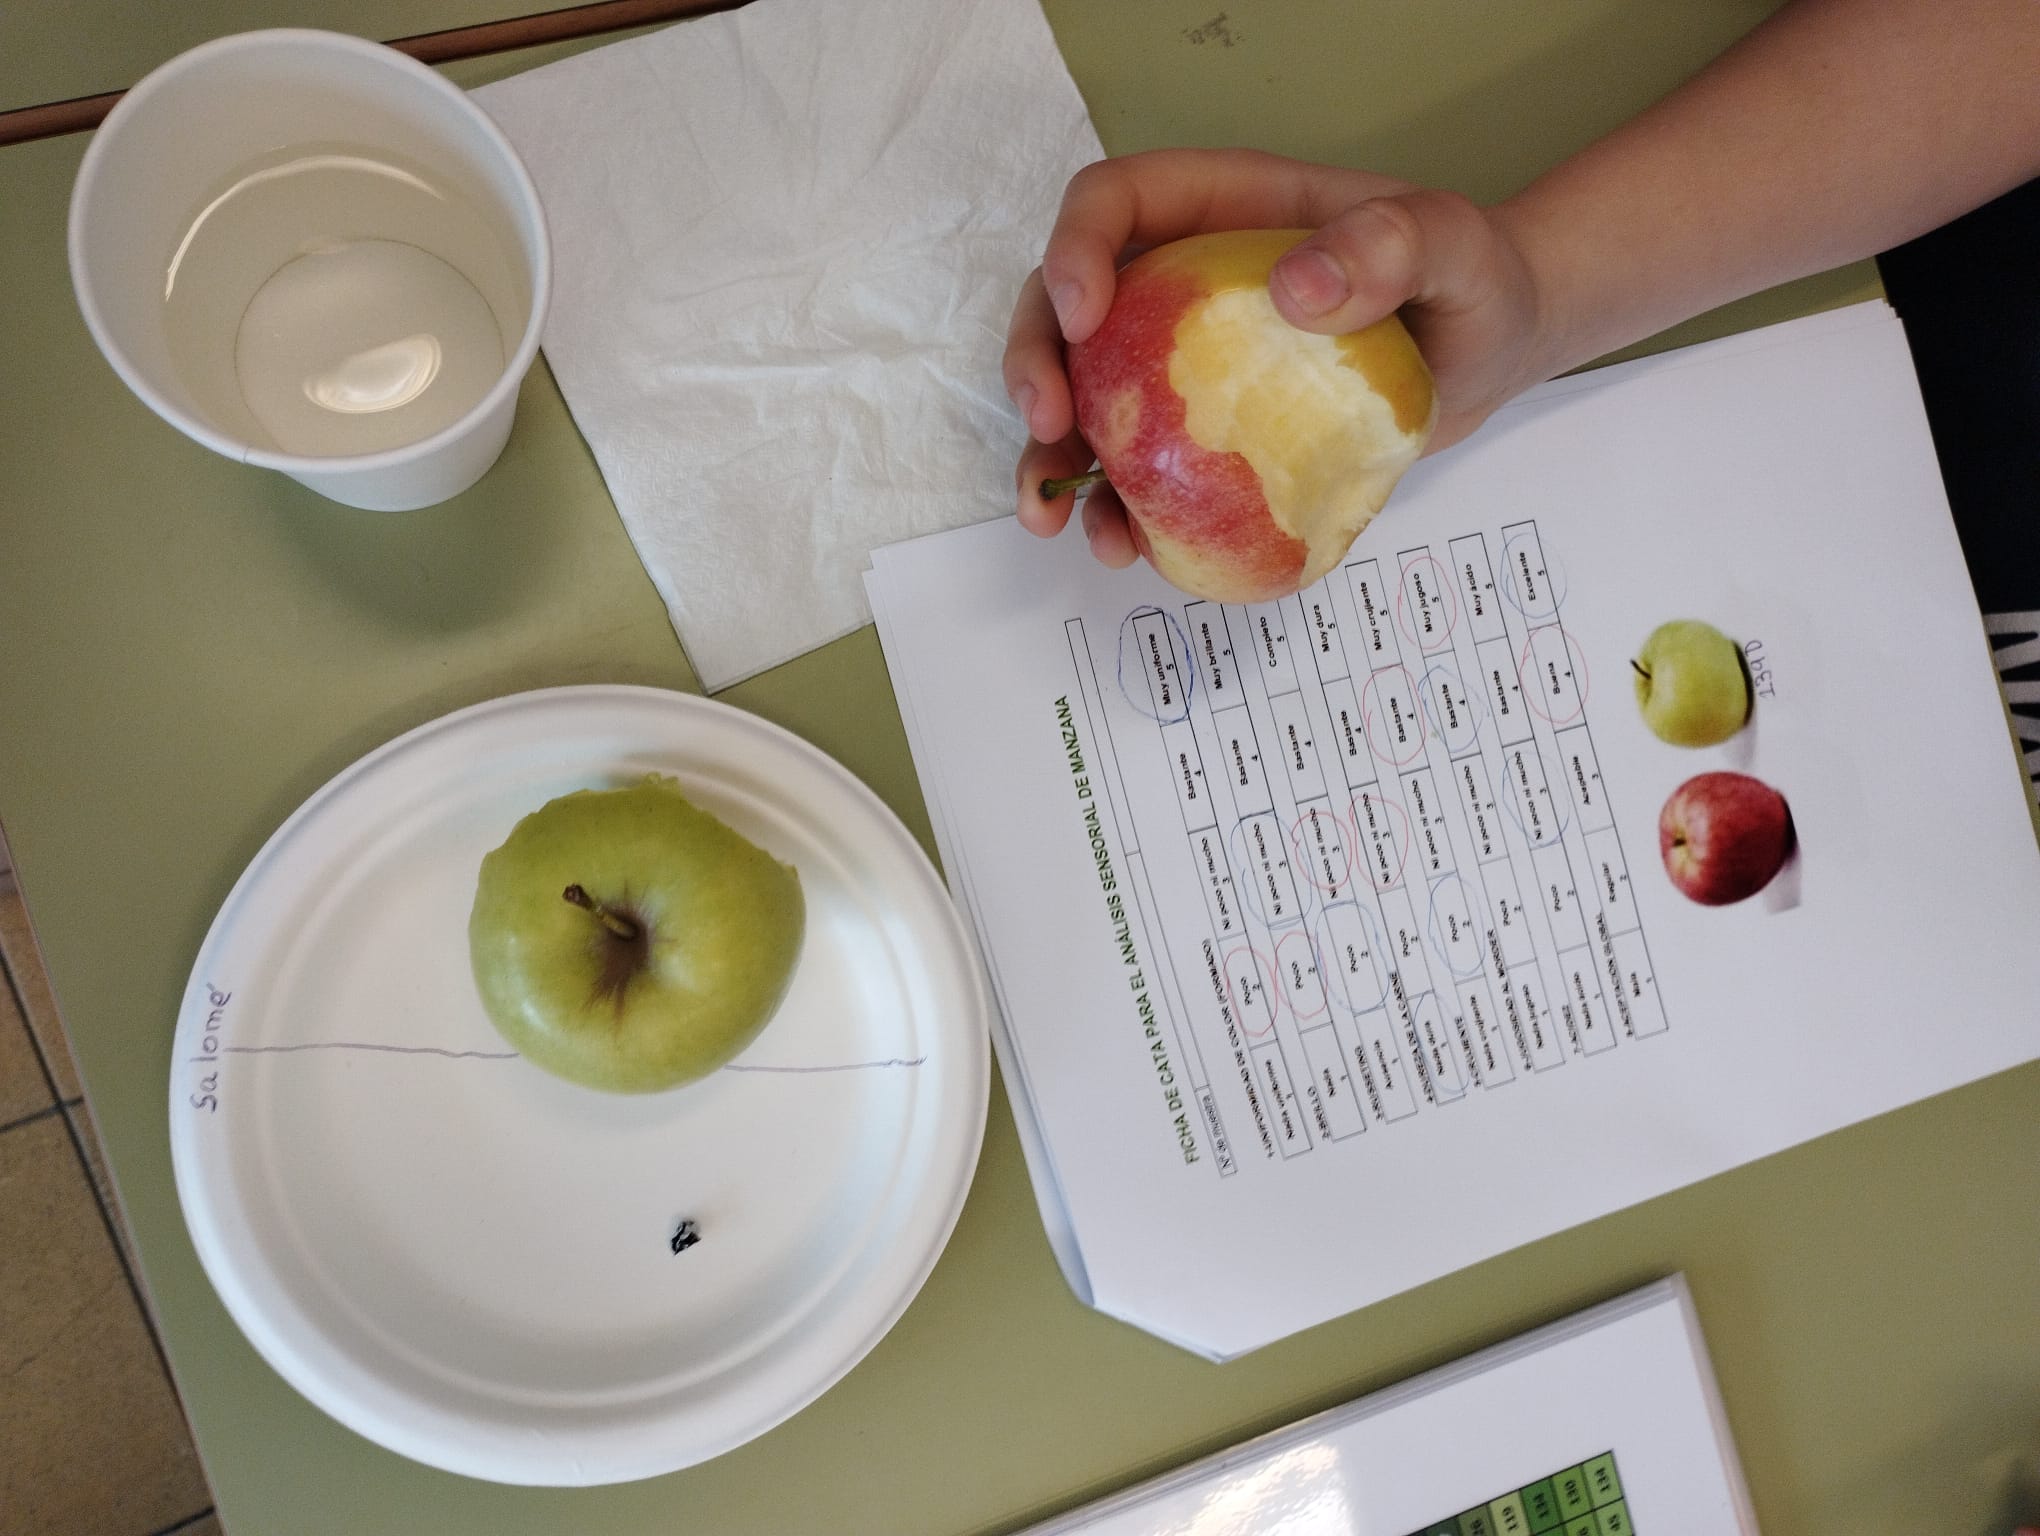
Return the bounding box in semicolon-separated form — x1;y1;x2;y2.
1273;248;1348;317
1049;280;1082;334
1013;382;1039;436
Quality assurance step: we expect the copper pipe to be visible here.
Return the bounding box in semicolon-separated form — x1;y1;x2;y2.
0;0;746;148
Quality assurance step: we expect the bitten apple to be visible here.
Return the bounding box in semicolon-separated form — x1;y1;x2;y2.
469;775;805;1093
1658;771;1794;906
1064;229;1436;603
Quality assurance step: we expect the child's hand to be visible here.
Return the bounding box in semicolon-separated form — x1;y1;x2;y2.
1003;149;1552;570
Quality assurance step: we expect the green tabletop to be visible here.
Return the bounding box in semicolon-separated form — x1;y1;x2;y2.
3;3;2033;1533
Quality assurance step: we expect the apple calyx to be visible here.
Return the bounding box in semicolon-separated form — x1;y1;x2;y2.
562;884;649;1009
1039;469;1109;500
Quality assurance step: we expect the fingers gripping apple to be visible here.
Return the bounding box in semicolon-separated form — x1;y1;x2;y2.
1068;230;1436;603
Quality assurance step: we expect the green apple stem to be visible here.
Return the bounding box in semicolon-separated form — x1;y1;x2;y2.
1630;659;1651;683
562;884;640;941
1039;470;1109;500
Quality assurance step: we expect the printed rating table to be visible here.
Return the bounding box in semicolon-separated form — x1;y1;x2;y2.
1066;519;1670;1181
1414;1451;1633;1536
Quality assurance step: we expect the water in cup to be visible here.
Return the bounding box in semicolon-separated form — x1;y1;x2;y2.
162;145;529;458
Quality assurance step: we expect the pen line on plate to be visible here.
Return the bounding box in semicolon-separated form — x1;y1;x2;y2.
218;1042;927;1071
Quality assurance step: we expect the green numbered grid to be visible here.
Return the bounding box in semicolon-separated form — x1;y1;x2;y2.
1409;1450;1631;1536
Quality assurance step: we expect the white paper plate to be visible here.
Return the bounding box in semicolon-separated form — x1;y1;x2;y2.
169;686;990;1484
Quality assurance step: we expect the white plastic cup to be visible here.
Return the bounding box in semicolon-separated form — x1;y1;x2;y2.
69;30;551;511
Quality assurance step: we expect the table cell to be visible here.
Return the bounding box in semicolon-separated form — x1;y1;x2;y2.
1500;521;1563;625
1222;943;1278;1038
1582;826;1637;935
1421;656;1484;756
1609;928;1669;1037
1522;622;1587;726
1449;532;1509;644
1195;1086;1239;1178
1322;676;1375;789
1477;635;1533;745
1426;871;1485;982
1232;599;1300;696
1507;963;1568;1071
1488;1493;1530;1535
1343;557;1401;669
1457;978;1514;1085
1554;1462;1593;1518
1291;802;1357;899
1378;885;1436;1000
1594;1502;1632;1536
1353;1006;1419;1121
1127;608;1195;721
1503;741;1562;847
1276;928;1329;1021
1234;811;1306;927
1520;1478;1565;1532
1555;946;1616;1056
1271;689;1328;802
1412;989;1465;1101
1362;665;1427;771
1350;784;1412;893
1191;827;1246;941
1473;857;1536;969
1582;1453;1623;1506
1452;752;1508;863
1299;590;1347;680
1161;719;1214;830
1185;600;1242;705
1553;723;1614;832
1213;706;1275;815
1319;901;1392;1015
1252;1041;1315;1156
1531;840;1590;949
1402;766;1456;881
1398;547;1459;655
1298;1023;1367;1139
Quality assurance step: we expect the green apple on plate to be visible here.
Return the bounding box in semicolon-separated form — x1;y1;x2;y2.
1631;619;1752;747
469;774;805;1092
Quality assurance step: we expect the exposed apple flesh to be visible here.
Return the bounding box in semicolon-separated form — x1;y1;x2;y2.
1658;771;1794;906
469;775;805;1093
1066;229;1436;603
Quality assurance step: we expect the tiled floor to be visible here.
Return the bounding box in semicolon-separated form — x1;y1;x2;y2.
0;822;221;1535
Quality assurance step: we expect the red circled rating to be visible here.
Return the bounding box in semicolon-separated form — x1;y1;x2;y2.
1516;624;1591;726
1223;944;1281;1038
1396;553;1459;651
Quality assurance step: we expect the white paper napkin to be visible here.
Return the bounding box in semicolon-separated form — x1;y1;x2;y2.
475;0;1102;689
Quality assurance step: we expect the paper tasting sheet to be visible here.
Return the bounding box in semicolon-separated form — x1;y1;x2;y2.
1021;1278;1755;1535
868;303;2040;1358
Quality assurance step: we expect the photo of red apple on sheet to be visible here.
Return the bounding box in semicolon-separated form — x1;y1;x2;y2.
1631;619;1799;908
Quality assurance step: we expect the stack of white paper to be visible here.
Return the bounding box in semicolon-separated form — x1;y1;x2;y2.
1022;1277;1753;1535
868;302;2040;1359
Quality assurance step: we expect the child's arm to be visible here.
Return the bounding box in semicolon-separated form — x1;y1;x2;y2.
1007;0;2040;567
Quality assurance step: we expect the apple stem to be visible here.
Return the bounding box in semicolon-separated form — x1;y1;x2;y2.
1630;659;1651;682
562;884;640;941
1039;470;1109;500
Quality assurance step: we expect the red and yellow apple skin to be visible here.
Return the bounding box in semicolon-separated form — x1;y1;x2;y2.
1658;771;1795;906
1067;229;1437;604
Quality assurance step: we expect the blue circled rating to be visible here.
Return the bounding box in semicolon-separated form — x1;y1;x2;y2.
1116;606;1195;724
